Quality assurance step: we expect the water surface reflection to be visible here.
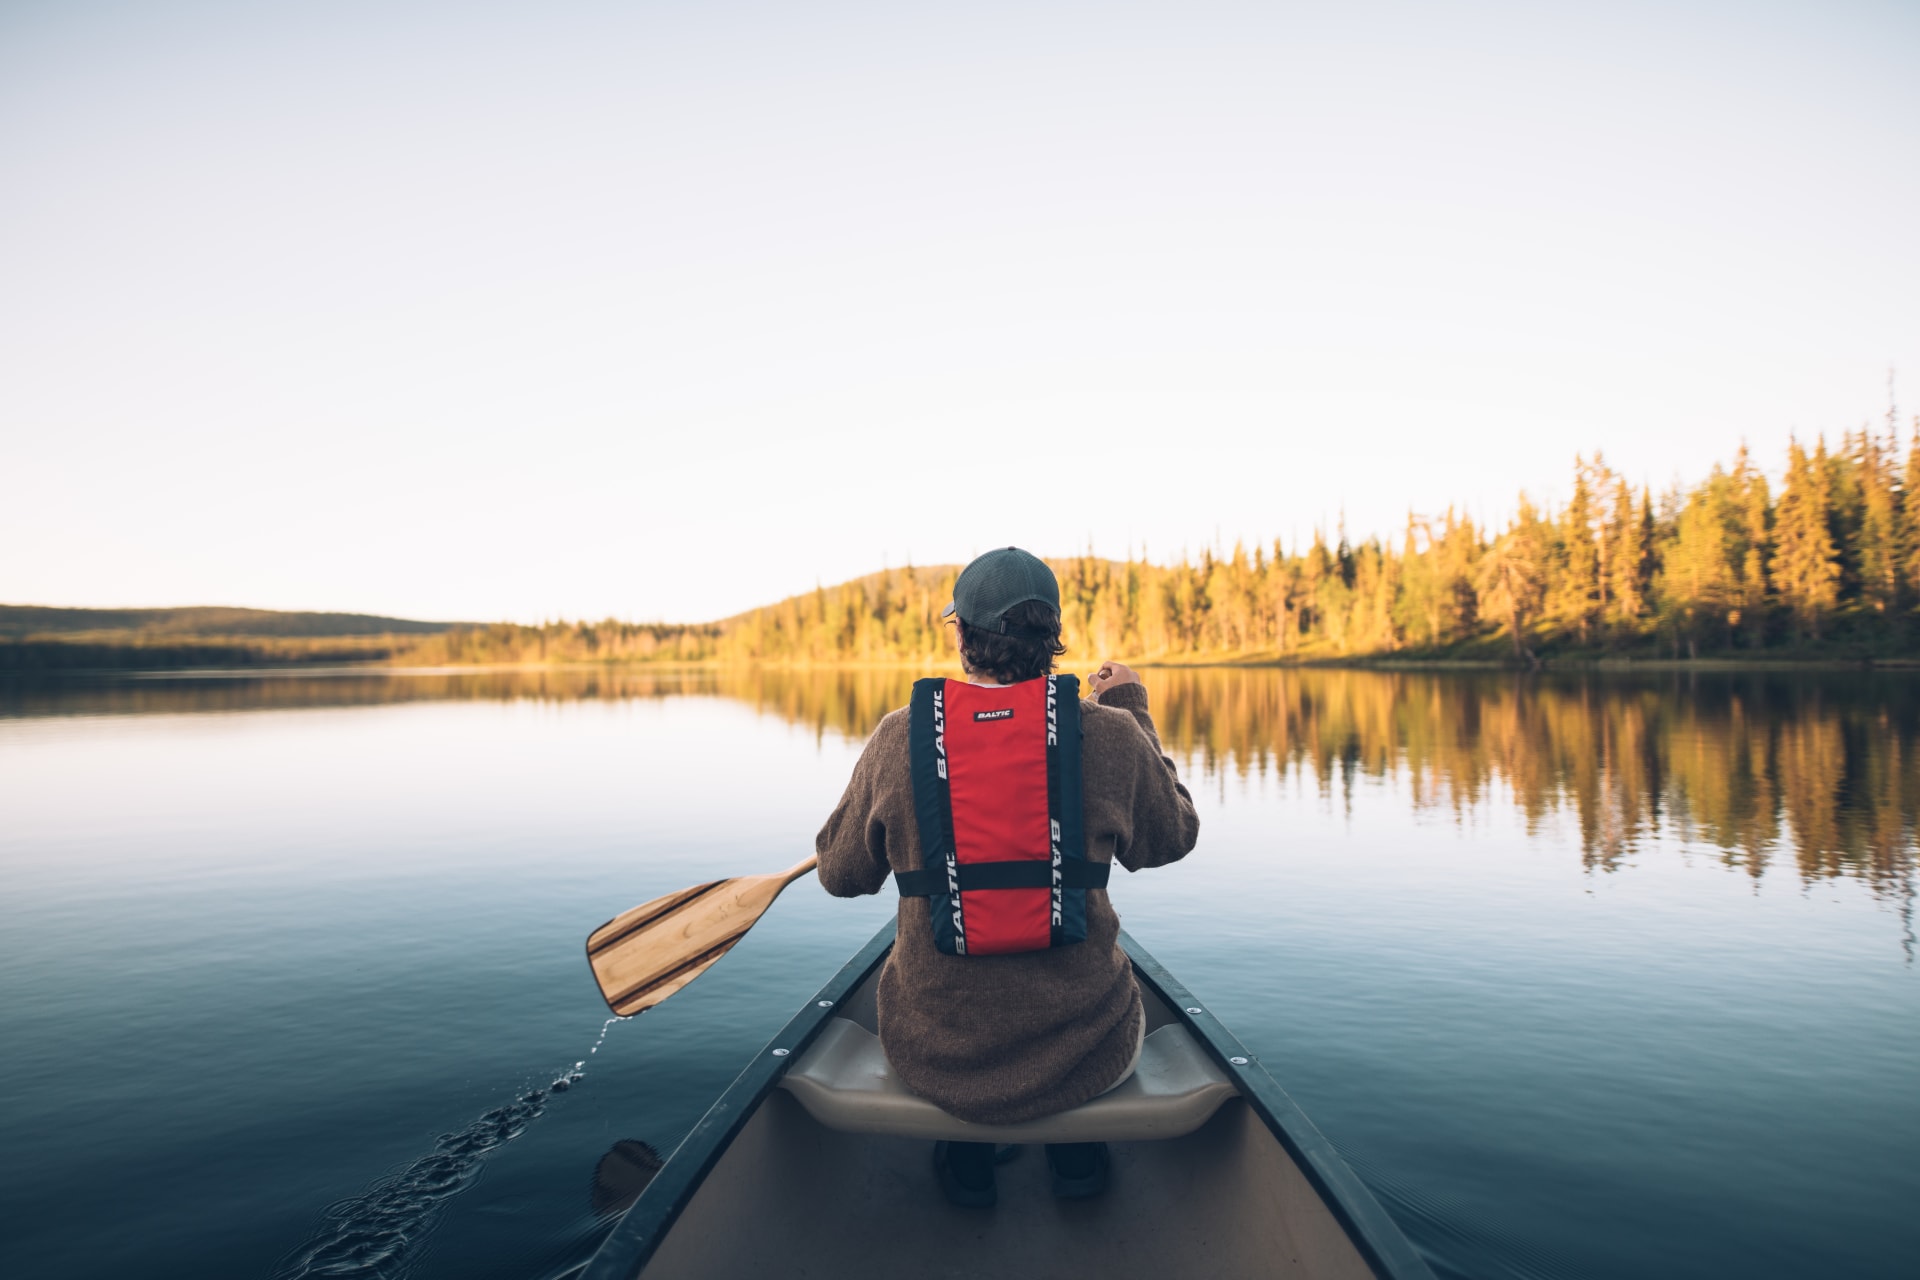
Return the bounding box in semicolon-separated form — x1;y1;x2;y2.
14;665;1913;905
5;664;1917;1280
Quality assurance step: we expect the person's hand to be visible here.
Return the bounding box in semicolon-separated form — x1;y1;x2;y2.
1088;661;1141;697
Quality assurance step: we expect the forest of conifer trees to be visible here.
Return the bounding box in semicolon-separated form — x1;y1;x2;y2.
394;427;1920;667
13;431;1920;670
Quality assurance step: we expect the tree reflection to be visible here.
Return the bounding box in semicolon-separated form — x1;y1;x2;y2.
707;666;1920;902
11;666;1915;903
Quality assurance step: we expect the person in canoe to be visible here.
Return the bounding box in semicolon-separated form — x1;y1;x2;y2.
815;546;1201;1207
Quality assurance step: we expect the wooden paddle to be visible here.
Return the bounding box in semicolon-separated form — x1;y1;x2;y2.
586;855;820;1016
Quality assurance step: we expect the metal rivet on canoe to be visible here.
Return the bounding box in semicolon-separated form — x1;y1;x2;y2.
1229;1056;1249;1066
772;1048;789;1057
1185;1007;1203;1015
816;1000;834;1008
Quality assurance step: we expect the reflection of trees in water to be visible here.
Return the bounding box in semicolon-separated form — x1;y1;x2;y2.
13;666;1916;899
1143;669;1920;899
734;665;1920;901
0;667;725;717
0;666;927;727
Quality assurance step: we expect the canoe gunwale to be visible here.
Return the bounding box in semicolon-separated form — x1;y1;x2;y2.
580;920;899;1280
1118;930;1436;1280
583;920;1435;1280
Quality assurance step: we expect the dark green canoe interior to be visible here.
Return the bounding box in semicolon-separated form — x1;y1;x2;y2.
586;922;1433;1280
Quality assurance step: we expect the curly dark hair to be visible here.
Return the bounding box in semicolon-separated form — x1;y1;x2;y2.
956;599;1067;685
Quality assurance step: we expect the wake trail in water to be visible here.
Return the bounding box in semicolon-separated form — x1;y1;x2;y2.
1355;1157;1588;1280
274;1017;630;1280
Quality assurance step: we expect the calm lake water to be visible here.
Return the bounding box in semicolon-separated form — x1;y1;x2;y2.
1;666;1915;1279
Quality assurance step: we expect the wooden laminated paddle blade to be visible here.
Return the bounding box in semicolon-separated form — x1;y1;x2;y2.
586;855;819;1016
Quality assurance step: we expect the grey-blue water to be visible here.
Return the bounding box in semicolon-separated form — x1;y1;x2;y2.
1;667;1914;1279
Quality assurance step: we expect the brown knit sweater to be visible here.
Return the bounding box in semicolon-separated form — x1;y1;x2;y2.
815;680;1200;1125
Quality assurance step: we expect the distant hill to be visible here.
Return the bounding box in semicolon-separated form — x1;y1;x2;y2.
0;605;474;671
0;605;463;640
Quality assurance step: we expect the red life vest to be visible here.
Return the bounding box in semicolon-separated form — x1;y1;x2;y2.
896;675;1106;955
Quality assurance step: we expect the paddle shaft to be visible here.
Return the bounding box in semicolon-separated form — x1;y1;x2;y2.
776;854;820;884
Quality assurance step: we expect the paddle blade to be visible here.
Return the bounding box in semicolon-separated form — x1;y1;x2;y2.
585;872;792;1016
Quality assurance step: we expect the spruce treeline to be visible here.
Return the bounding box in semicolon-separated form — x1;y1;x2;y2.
691;428;1920;664
402;620;721;665
38;429;1896;671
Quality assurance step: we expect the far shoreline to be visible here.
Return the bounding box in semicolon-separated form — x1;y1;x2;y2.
6;653;1919;678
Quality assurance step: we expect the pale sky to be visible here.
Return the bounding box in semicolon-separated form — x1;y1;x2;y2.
3;0;1916;623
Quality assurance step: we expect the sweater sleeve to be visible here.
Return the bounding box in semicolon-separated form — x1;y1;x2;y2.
1093;682;1201;872
814;715;899;898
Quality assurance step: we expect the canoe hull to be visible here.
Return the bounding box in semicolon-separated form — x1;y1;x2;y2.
583;922;1433;1280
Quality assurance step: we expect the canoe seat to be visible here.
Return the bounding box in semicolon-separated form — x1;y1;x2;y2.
778;1018;1239;1144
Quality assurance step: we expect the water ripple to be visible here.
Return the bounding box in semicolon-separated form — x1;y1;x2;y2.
273;1019;626;1280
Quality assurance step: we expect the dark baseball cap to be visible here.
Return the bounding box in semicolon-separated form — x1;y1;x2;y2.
942;547;1060;634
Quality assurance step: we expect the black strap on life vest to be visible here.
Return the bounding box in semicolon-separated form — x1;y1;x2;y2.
894;860;1110;896
903;673;1094;956
1048;671;1089;947
907;677;965;953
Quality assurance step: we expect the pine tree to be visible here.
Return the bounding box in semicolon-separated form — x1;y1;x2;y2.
1394;514;1442;646
1271;542;1303;655
1901;423;1920;609
1440;510;1482;640
1697;444;1774;648
1657;470;1740;654
1475;497;1548;664
1852;428;1899;613
1735;458;1772;647
1555;455;1603;644
1771;437;1842;641
1825;429;1868;607
1606;479;1650;630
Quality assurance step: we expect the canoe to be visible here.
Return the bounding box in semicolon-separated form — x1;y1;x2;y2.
582;920;1435;1280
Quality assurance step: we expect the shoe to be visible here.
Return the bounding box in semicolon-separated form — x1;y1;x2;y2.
933;1140;997;1207
1044;1142;1110;1198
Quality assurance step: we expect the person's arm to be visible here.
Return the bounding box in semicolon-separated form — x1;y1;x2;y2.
1089;666;1200;872
814;716;900;897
